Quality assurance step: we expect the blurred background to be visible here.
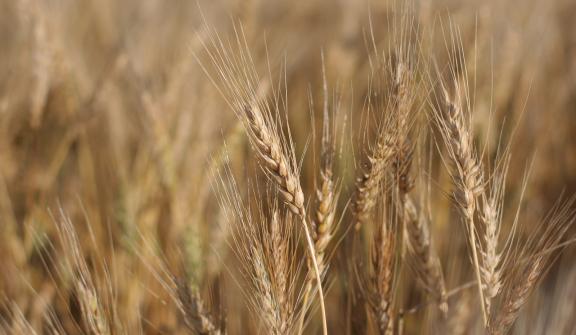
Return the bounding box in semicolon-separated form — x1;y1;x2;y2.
0;0;575;334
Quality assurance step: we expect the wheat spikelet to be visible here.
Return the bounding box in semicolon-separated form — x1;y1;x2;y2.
312;167;335;276
175;279;221;335
244;105;305;216
242;103;327;334
249;209;295;335
353;129;396;230
52;210;111;335
390;48;448;314
215;172;300;335
489;257;542;335
198;26;328;333
353;59;412;231
369;218;396;335
404;197;448;313
75;281;110;335
480;199;502;314
479;165;508;316
311;65;338;279
297;77;339;333
489;197;575;334
269;211;291;334
252;247;286;335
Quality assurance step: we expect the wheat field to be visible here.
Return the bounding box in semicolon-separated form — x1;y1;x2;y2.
1;0;576;334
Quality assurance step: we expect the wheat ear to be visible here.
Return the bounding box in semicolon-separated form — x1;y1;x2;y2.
435;85;487;324
242;104;328;335
199;27;328;332
404;197;448;313
489;198;575;334
52;210;110;335
175;279;221;335
390;59;448;314
353;59;412;231
369;215;396;335
488;257;542;335
479;164;508;317
269;210;291;334
353;133;396;230
298;87;338;334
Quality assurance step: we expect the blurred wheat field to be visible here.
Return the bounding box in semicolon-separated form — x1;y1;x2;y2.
1;0;576;334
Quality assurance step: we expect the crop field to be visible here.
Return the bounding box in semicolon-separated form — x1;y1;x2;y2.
0;0;575;334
